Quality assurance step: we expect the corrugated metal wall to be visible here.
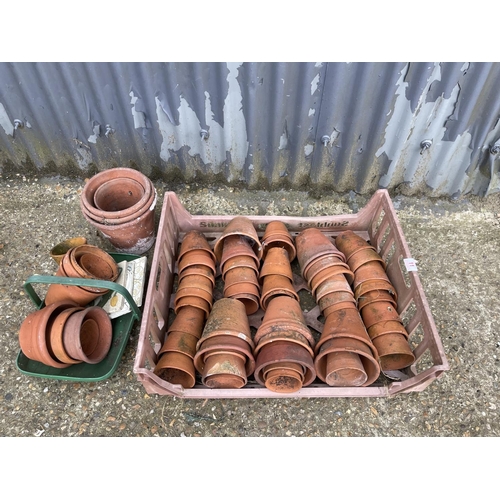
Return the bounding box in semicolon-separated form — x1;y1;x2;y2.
1;62;499;196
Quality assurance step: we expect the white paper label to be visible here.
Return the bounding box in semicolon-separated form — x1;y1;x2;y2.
403;258;418;272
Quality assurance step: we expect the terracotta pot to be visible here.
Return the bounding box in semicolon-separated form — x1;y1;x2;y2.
80;167;153;220
260;274;298;310
49;306;85;364
318;290;356;310
198;298;252;344
62;306;113;364
154;351;196;388
360;301;402;329
194;334;255;377
254;328;315;358
93;177;145;213
228;293;260;316
316;308;374;354
261;221;296;262
354;280;398;302
45;265;106;306
315;336;380;386
263;361;304;381
167;306;206;339
214;217;263;262
312;273;353;300
372;333;415;371
219;235;260;269
159;331;199;359
178;231;215;262
325;350;368;387
224;266;260;288
256;296;315;348
259;247;294;282
296;228;344;274
221;254;259;279
69;245;120;283
347;247;386;273
19;300;78;366
178;264;216;287
321;300;358;318
223;282;260;299
263;366;304;393
174;286;213;307
353;261;392;289
81;203;156;254
253;340;316;390
357;289;397;310
178;274;214;296
175;295;211;319
367;320;409;341
201;351;248;388
335;230;372;261
178;250;217;275
304;254;346;284
49;237;87;265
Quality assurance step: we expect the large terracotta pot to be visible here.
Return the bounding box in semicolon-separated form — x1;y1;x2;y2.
93;177;146;214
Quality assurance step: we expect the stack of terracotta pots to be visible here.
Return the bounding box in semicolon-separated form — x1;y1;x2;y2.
174;231;216;320
153;306;206;388
259;247;299;310
19;301;113;367
335;230;415;371
260;221;296;262
80;167;157;254
214;217;263;315
45;244;120;306
253;296;316;393
193;298;255;389
296;228;379;386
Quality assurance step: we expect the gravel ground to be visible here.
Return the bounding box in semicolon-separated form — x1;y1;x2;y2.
1;173;499;443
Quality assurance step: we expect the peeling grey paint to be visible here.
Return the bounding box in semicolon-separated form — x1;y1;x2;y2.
0;103;14;136
304;144;314;156
129;91;146;129
310;74;320;96
88;123;100;144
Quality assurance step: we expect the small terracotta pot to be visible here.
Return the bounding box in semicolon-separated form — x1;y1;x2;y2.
312;273;353;300
321;300;359;318
325;350;368;387
315;336;380;386
367;320;409;341
261;221;296;262
260;274;298;310
347;247;386;273
19;300;78;367
335;230;372;260
259;247;294;282
253;340;316;390
178;231;215;262
70;245;120;282
167;306;206;339
360;301;402;330
178;274;214;296
154;351;196;388
174;295;211;318
178;250;217;275
201;351;248;388
296;228;343;274
219;235;260;268
224;266;260;288
357;289;397;310
254;328;315;358
214;217;263;262
221;254;259;279
178;264;216;287
353;261;392;289
228;293;260;316
372;333;415;371
194;334;255;377
318;290;356;310
174;286;213;307
263;361;304;380
62;306;113;364
159;331;199;359
304;254;346;283
263;366;304;393
354;280;398;302
49;306;85;364
49;237;87;265
94;177;145;213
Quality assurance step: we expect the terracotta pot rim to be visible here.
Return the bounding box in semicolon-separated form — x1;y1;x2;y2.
214;217;263;262
153;351;196;388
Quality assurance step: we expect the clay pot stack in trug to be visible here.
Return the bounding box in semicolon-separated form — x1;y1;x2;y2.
335;230;415;372
45;244;120;306
80;167;157;254
19;301;113;368
193;298;256;389
253;295;316;393
214;216;263;315
296;228;380;387
260;221;296;262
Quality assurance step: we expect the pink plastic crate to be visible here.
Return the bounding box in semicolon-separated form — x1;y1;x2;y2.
133;190;449;398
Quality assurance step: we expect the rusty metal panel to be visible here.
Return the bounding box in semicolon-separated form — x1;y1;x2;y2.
0;62;499;196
